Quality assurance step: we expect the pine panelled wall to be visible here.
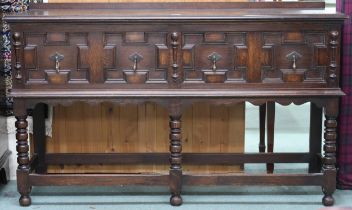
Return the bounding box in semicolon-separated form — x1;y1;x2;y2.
42;103;245;174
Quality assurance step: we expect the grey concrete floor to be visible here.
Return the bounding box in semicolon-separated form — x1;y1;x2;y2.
1;181;352;210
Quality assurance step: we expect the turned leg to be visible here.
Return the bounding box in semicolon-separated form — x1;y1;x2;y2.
33;103;48;174
266;102;275;173
15;113;31;206
322;99;338;206
259;104;266;153
169;113;182;206
309;103;323;173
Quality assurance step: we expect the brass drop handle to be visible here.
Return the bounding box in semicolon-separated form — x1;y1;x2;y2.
211;55;217;71
208;52;222;71
133;58;138;71
286;51;302;70
292;55;297;70
50;52;64;73
129;53;143;72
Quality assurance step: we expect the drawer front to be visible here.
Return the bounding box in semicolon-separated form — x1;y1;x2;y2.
21;31;170;86
261;32;329;84
23;32;89;85
181;30;338;87
182;32;247;83
15;26;339;89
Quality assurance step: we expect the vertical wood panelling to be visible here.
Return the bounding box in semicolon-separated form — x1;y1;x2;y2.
46;102;245;174
191;103;211;172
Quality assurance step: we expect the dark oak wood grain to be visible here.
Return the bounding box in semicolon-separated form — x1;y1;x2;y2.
5;2;345;207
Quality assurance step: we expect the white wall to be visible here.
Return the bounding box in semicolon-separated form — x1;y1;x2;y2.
245;102;311;131
1;116;17;180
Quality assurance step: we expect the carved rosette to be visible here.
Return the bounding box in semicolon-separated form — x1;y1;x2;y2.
328;31;339;86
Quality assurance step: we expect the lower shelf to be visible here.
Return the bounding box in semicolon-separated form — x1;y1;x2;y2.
28;172;324;187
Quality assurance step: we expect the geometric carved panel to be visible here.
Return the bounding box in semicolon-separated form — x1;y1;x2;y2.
183;32;247;83
124;32;146;43
45;32;68;45
24;45;37;70
103;32;168;84
23;32;89;84
204;32;226;42
78;45;89;69
261;32;328;83
283;32;304;43
156;44;169;69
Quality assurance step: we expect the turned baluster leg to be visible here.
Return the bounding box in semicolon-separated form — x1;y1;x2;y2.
169;112;183;206
322;99;338;206
15;106;31;206
266;102;275;173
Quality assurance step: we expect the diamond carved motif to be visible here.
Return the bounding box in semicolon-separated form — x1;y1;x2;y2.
104;32;168;84
183;32;248;83
261;32;328;83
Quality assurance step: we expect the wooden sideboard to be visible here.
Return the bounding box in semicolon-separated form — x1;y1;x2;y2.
4;2;345;207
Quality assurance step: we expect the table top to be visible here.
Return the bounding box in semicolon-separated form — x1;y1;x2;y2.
4;3;346;23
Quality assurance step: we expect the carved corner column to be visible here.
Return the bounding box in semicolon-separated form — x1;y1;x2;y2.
13;32;24;84
171;32;180;82
168;101;183;206
322;99;338;206
328;30;339;87
14;100;31;206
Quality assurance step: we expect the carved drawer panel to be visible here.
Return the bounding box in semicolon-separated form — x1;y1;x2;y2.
103;32;169;84
261;32;329;84
19;30;338;88
22;31;169;86
24;32;90;85
182;32;248;83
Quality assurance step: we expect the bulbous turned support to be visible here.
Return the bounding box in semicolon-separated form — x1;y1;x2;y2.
169;111;183;206
321;99;338;207
15;114;32;206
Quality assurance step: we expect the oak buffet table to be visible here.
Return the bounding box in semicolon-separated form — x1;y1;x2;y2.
4;2;345;207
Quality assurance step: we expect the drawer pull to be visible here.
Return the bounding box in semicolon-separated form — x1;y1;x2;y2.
286;51;302;70
208;52;222;71
129;53;143;71
50;52;64;73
